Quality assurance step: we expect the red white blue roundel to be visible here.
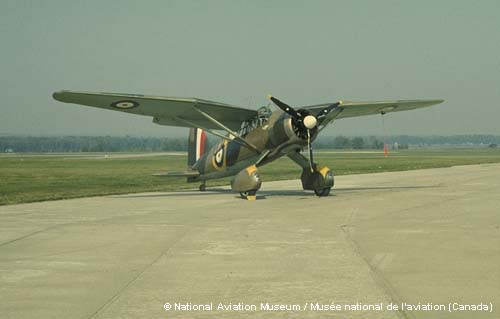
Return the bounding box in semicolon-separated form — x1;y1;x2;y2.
214;145;225;167
110;100;139;109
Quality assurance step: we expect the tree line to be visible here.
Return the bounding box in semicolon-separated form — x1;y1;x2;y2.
0;136;187;152
314;136;387;150
1;135;499;153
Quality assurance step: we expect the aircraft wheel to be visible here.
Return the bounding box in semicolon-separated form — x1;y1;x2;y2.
314;187;331;197
239;190;257;200
199;183;206;192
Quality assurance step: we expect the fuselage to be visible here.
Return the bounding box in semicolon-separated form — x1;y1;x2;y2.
192;109;317;181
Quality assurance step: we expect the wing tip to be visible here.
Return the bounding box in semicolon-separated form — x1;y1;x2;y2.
429;99;445;106
52;90;66;101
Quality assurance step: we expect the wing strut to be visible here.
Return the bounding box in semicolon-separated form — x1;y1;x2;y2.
192;106;260;153
175;117;253;150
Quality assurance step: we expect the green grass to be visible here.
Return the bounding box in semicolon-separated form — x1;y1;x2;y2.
1;148;500;205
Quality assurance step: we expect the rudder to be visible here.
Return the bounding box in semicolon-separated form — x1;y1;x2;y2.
188;128;208;167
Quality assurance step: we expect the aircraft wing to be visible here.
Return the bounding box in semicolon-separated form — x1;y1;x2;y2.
300;99;444;127
53;90;257;131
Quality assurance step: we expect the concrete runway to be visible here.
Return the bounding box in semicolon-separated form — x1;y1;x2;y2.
1;164;499;318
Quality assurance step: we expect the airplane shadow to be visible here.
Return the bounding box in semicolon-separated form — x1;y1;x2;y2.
114;185;439;200
335;185;440;192
115;187;233;198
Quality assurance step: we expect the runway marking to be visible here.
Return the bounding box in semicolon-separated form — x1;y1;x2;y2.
87;228;191;319
370;253;395;270
0;225;63;248
340;223;413;319
0;243;114;262
0;206;177;249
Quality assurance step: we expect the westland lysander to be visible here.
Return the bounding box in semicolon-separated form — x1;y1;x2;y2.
53;91;443;200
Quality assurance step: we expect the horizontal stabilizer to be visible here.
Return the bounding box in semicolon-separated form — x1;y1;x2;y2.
153;170;200;177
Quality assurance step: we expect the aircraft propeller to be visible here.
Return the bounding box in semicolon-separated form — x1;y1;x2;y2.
268;95;336;172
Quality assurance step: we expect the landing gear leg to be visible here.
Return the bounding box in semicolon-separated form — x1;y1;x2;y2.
199;182;206;192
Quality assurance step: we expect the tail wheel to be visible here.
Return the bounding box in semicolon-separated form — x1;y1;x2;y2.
314;187;331;197
199;183;206;192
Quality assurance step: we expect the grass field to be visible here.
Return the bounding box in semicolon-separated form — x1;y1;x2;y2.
1;148;500;205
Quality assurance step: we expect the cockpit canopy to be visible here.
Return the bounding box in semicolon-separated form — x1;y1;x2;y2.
238;105;271;137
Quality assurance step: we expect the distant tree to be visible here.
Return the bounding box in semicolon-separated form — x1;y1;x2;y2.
399;143;409;149
366;136;384;149
333;136;351;149
3;134;500;152
351;137;365;149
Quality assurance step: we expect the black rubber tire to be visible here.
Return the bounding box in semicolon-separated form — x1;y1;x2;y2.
199;184;206;192
314;187;331;197
239;190;256;199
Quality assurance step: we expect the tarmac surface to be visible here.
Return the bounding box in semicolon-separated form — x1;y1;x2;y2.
1;164;499;318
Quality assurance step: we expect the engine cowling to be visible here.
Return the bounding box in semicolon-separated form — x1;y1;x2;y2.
269;111;318;147
230;165;262;193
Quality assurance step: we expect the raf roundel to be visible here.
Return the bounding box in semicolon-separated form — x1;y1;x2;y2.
214;145;225;168
110;100;139;109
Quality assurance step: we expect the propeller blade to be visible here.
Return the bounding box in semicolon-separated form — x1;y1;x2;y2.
315;102;340;124
268;95;301;119
307;129;314;172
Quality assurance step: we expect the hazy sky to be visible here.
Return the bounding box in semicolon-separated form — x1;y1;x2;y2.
1;0;499;137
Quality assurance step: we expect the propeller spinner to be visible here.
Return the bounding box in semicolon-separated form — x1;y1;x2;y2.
303;115;317;129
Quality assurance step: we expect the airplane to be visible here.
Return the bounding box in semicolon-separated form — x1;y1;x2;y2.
53;91;443;200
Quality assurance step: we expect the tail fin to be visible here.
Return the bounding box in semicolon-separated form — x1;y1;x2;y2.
188;128;208;167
